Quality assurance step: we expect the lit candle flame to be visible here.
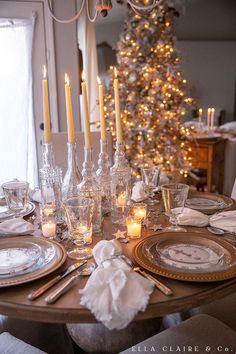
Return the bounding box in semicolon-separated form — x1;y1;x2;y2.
199;108;202;114
43;65;47;79
82;71;85;81
65;73;69;85
211;108;215;114
114;67;117;78
97;75;101;85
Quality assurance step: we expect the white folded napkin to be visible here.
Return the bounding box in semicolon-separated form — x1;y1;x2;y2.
0;217;35;236
30;189;42;203
79;239;154;330
209;210;236;233
131;181;148;202
159;174;170;187
177;208;209;227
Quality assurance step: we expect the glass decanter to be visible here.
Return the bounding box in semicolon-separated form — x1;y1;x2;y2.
62;142;82;200
110;141;131;225
77;147;102;233
96;139;112;215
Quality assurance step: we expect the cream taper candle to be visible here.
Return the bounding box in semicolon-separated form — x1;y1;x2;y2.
81;73;91;148
207;108;211;130
114;67;123;143
42;65;51;144
97;76;106;141
198;108;202;129
210;108;215;130
65;74;75;144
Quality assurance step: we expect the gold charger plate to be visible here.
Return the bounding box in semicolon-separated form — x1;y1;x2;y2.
0;236;67;287
186;192;233;215
133;233;236;282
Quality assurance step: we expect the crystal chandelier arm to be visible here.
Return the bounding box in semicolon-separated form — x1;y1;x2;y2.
126;0;164;12
46;0;86;24
86;0;99;22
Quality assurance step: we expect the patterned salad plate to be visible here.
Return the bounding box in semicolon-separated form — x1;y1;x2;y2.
133;232;236;282
185;192;233;215
0;236;66;287
0;202;35;222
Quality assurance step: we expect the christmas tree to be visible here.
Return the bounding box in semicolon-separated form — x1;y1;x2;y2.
104;5;194;178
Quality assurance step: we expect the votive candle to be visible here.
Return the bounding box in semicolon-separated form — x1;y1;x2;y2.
126;216;142;239
42;222;56;238
132;203;147;220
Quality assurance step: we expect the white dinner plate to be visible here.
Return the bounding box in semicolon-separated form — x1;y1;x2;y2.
0;202;35;222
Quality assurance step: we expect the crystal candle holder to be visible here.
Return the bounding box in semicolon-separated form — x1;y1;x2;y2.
40;204;56;238
62;142;82;200
96;139;112;215
42;142;55;169
77;147;102;233
39;166;64;224
131;203;147;221
126;216;142;239
110;142;131;225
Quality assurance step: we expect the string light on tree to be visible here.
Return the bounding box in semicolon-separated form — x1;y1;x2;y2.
104;5;194;178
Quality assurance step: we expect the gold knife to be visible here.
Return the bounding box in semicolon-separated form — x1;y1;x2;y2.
133;266;173;296
28;260;87;301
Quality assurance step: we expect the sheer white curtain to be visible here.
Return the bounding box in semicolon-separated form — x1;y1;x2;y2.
77;1;99;130
0;14;38;188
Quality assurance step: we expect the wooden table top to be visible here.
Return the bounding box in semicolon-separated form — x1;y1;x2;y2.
0;196;236;324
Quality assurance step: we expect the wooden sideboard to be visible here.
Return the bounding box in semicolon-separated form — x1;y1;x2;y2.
189;137;226;193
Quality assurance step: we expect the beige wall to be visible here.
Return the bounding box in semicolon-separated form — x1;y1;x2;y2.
52;0;81;132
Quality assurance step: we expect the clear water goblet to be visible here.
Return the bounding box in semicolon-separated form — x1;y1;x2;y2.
161;183;189;232
63;197;94;260
2;180;29;218
141;166;161;204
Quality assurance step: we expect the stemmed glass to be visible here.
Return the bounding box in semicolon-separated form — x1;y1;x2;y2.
2;180;29;218
141;166;161;204
161;183;189;232
63;197;94;260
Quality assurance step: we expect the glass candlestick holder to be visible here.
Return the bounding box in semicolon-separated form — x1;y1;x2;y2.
62;142;82;200
42;142;55;169
110;141;131;225
96;139;112;215
40;166;64;224
77;147;102;233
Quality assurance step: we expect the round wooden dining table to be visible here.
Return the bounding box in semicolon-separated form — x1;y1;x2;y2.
0;193;235;325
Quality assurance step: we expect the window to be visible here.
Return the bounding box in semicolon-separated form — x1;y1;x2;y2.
0;15;37;187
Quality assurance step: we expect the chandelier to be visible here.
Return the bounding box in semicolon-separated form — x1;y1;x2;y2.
46;0;167;23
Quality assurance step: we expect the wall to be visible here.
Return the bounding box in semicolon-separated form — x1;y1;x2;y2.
178;41;236;121
52;0;81;132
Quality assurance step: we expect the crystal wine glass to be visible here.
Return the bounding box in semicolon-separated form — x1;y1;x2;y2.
141;166;161;204
161;183;189;232
63;197;94;260
2;180;29;218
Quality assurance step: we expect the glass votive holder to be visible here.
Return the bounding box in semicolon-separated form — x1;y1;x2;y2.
131;203;147;221
40;204;57;238
126;216;142;239
78;225;93;245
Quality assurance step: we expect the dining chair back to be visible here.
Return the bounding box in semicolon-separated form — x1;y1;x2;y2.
51;131;114;177
231;178;236;200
